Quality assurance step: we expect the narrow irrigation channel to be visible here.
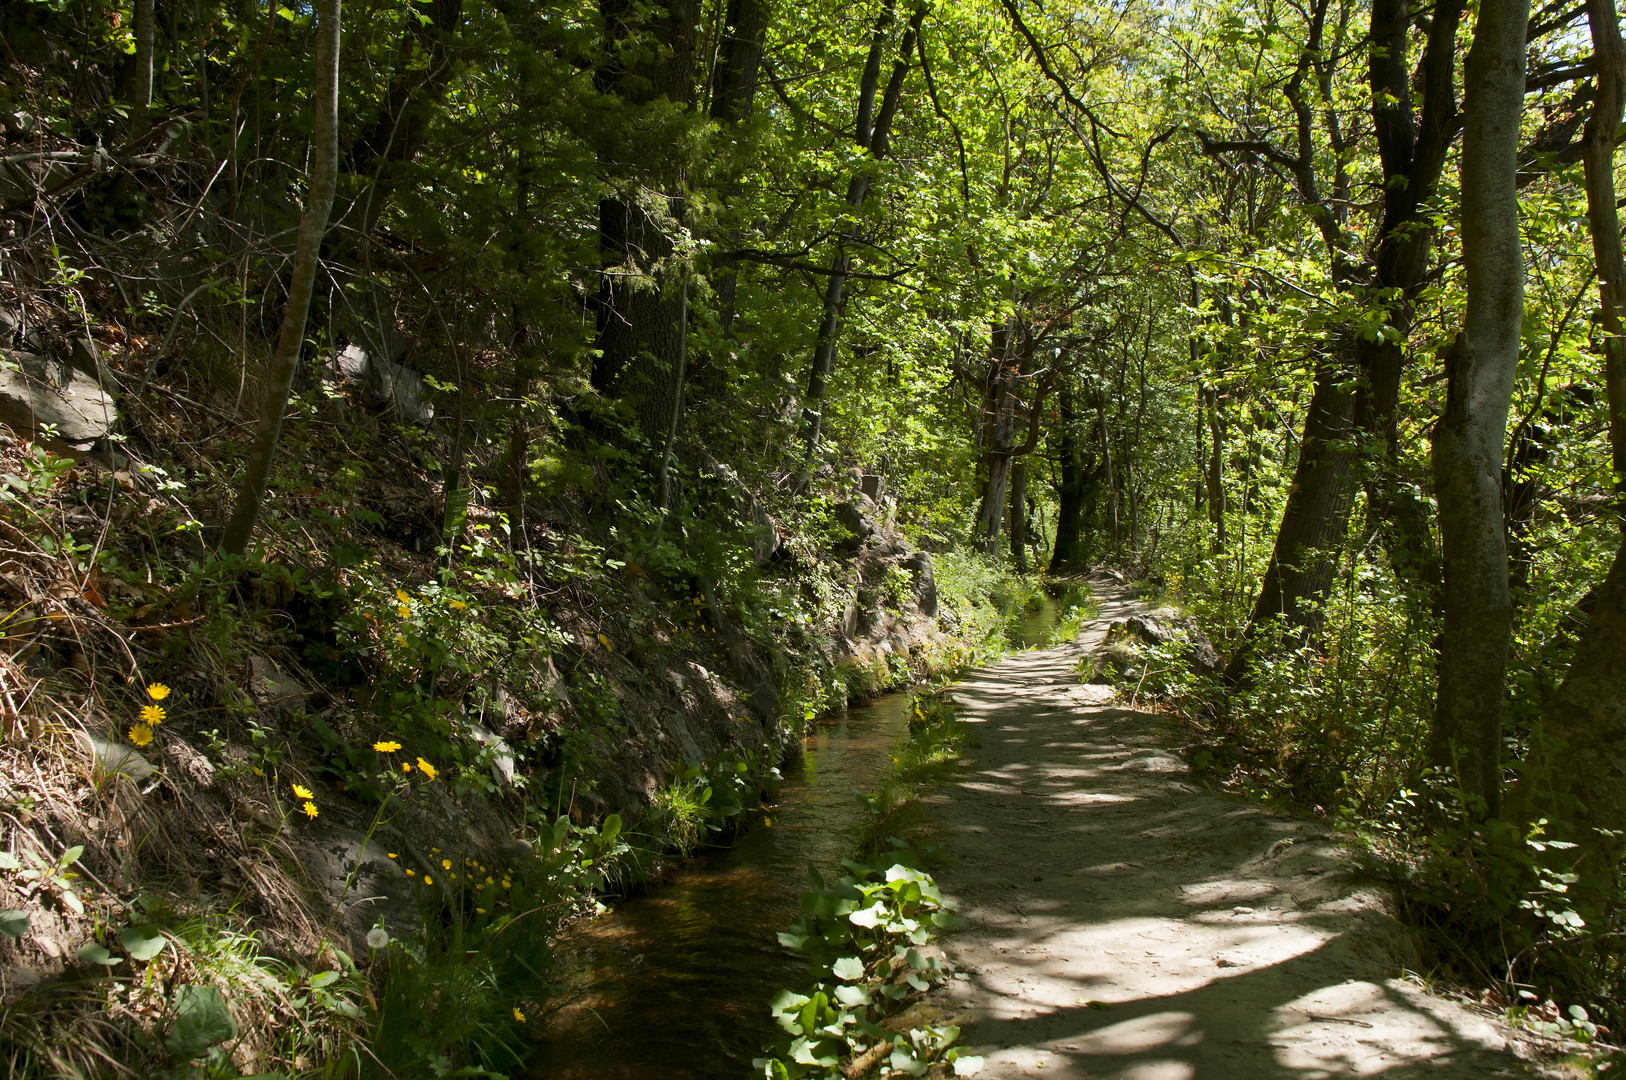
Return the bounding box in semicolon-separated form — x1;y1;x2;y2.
528;600;1063;1078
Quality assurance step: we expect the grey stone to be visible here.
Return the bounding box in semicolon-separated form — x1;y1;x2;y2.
69;337;113;391
903;551;938;618
248;656;310;712
0;351;117;447
0;306;18;343
327;344;434;423
369;353;434;423
860;473;885;503
467;721;515;786
832;501;875;547
332;344;368;381
82;735;158;782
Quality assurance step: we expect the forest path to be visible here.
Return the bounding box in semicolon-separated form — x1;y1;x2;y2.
917;582;1540;1080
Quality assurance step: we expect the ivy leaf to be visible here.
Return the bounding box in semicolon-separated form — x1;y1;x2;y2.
78;943;122;966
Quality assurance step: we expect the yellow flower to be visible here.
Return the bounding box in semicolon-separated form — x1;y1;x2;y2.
127;723;153;747
441;859;452;871
423;874;433;885
396;590;411;603
416;758;438;781
476;907;486;914
374;740;402;753
406;868;414;877
140;704;166;726
397;604;411;619
302;801;318;819
292;783;315;800
402;761;412;772
449;600;468;611
513;1007;526;1023
395;635;407;645
597;633;611;651
146;683;171;701
388;852;398;859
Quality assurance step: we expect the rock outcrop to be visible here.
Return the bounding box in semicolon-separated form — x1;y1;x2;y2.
0;349;118;447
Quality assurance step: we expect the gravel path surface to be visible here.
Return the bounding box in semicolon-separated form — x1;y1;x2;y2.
919;584;1541;1079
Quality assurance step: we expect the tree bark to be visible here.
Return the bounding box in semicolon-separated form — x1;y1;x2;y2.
1353;0;1464;597
1206;385;1228;552
590;0;698;455
1509;0;1626;863
1429;0;1527;815
799;4;924;458
1050;377;1094;573
1224;352;1359;683
221;0;341;557
1009;459;1029;572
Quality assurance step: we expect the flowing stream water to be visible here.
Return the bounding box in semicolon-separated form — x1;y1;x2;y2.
527;597;1060;1078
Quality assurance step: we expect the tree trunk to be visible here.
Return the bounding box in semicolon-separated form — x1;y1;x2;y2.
1429;0;1527;815
1510;0;1626;863
1050;378;1092;573
1009;459;1029;572
799;5;924;459
348;0;465;240
220;0;341;557
1224;352;1359;683
708;0;769;337
1206;385;1228;552
590;0;698;455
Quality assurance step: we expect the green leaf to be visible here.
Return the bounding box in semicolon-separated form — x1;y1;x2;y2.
848;903;883;929
830;956;865;981
120;925;166;961
57;846;84;867
601;813;623;847
0;853;19;871
166;985;237;1059
0;910;28;938
952;1054;985;1076
307;971;339;989
834;984;869;1007
59;890;84;916
78;943;122;966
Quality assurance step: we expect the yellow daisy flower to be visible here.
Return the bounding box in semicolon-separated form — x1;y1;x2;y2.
302;801;318;819
441;859;452;871
374;740;402;753
416;758;438;781
292;784;315;800
396;590;411;603
423;874;433;886
513;1007;526;1023
449;600;468;610
140;704;166;725
146;683;171;700
127;723;153;747
397;604;411;619
402;761;412;772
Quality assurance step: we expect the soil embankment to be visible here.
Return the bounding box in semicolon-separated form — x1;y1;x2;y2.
921;585;1541;1079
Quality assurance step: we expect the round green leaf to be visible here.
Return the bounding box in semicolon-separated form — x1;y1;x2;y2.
78;942;122;966
830;955;865;982
0;910;29;938
120;925;166;962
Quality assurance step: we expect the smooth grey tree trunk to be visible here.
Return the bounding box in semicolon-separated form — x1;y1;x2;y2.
1508;0;1626;865
1428;0;1527;815
220;0;341;557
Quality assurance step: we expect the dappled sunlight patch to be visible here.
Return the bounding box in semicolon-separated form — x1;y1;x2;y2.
1072;1010;1200;1055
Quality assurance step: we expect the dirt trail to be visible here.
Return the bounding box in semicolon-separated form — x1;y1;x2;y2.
920;584;1539;1079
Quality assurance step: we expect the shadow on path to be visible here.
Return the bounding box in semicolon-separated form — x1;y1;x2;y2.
922;585;1530;1079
